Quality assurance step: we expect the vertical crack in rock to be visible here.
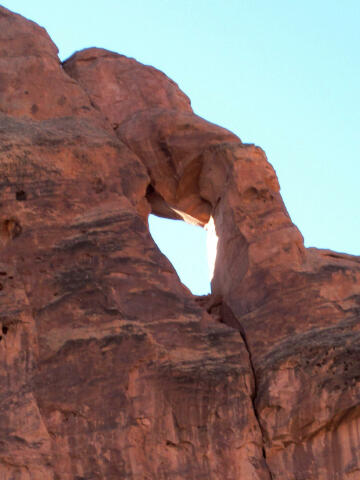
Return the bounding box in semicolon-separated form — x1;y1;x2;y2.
239;325;274;480
220;302;274;480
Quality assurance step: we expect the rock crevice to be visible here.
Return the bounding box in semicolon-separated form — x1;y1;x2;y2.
205;295;275;479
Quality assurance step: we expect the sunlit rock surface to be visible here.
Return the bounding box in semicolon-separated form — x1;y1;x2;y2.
1;6;359;479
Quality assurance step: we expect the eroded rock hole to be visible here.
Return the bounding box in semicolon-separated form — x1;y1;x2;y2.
2;326;8;335
16;190;27;201
2;218;22;239
149;214;213;295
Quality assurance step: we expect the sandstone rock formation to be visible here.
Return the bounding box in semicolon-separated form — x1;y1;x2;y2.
1;6;359;479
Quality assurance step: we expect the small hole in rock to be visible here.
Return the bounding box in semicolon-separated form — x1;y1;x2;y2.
0;272;6;276
0;284;3;291
93;177;105;193
0;336;2;341
16;190;27;201
2;219;22;239
2;326;8;335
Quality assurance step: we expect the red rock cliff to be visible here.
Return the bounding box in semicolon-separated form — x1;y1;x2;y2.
1;6;359;479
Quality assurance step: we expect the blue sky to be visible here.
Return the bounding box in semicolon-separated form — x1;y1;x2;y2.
3;0;359;294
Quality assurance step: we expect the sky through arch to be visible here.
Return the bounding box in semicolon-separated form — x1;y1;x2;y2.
149;215;211;296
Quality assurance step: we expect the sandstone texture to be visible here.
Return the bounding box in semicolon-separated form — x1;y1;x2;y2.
0;6;359;480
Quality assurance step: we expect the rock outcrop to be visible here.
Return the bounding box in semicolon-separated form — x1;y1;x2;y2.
1;6;359;479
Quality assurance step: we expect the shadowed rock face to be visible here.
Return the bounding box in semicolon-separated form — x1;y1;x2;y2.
0;6;359;480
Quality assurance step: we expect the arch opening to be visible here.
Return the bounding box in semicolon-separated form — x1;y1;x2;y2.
149;214;218;296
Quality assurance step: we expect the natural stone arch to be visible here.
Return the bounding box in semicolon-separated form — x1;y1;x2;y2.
1;10;359;477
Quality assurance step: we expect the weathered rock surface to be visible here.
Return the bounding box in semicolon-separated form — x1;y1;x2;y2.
0;5;359;479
